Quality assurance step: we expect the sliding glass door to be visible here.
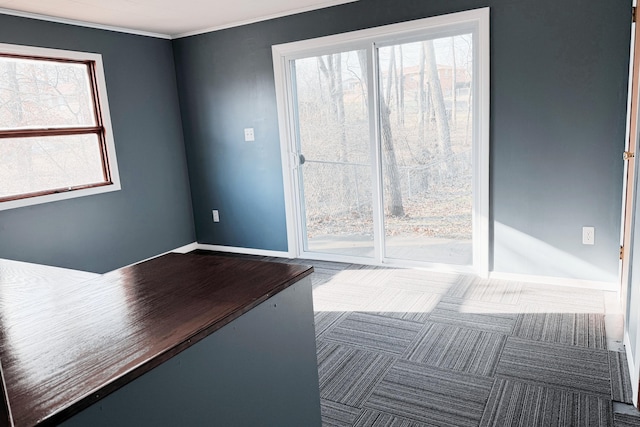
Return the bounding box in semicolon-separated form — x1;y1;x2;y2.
378;35;474;265
291;50;375;257
273;9;489;272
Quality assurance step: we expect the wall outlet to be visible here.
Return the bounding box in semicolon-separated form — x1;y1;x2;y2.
212;210;220;222
244;128;255;142
582;226;594;245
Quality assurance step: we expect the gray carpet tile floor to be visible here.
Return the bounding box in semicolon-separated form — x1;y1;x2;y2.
495;337;612;397
611;352;635;404
512;312;607;349
199;252;640;426
317;339;395;407
481;378;612;426
403;322;506;377
322;312;424;356
305;259;640;426
365;359;495;426
615;402;640;427
428;296;519;335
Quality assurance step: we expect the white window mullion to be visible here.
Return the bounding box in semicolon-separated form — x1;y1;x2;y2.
288;61;307;257
473;13;490;276
369;43;385;263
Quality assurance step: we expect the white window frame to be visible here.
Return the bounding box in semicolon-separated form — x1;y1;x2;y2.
272;8;490;275
0;43;121;211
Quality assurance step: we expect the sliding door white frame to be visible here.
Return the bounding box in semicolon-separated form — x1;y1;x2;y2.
273;7;490;275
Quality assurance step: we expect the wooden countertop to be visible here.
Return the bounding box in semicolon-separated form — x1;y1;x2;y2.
0;253;313;427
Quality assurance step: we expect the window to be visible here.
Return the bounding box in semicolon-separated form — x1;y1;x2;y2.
0;43;120;211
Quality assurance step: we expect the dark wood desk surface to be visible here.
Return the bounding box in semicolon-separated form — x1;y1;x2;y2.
0;253;313;427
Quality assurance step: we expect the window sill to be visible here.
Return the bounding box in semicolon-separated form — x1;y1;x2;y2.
0;182;122;211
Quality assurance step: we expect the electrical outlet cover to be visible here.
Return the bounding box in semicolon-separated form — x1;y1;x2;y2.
582;226;594;245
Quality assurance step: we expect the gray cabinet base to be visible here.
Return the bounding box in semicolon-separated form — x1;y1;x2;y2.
62;277;321;427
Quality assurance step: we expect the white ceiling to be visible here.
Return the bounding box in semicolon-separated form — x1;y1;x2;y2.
0;0;358;38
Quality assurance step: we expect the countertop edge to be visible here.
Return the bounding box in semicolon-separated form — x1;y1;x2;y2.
0;361;14;427
4;256;313;427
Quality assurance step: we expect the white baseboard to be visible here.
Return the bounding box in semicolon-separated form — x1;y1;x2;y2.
184;247;618;292
163;245;618;293
488;271;617;292
118;242;199;270
196;244;291;259
171;242;199;253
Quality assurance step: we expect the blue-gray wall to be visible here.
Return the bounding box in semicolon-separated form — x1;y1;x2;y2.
173;0;631;282
0;15;196;273
0;0;630;281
